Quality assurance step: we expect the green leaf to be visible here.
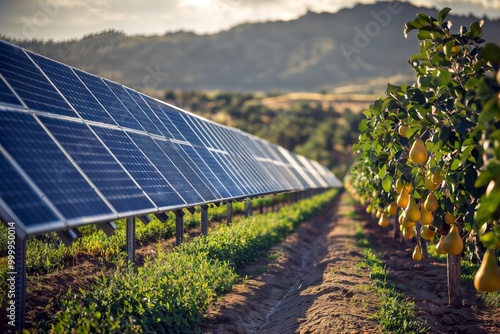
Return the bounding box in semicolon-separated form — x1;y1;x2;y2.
478;98;499;126
436;69;452;86
438;7;452;24
417;13;431;25
382;176;392;193
469;20;484;38
481;43;500;64
358;119;368;132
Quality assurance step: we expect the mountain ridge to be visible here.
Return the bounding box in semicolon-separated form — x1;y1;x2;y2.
5;1;500;92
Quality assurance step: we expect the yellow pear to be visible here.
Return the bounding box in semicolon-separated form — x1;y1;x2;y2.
424;192;439;212
419;207;434;225
425;176;440;191
398;124;409;138
474;249;500;292
376;210;382;219
420;225;435;240
403;227;415;239
431;170;444;184
378;213;389;227
397;188;410;208
405;194;421;222
395;179;404;193
398;213;405;225
401;213;416;228
388;202;398;215
435;235;447;254
412;245;423;261
442;225;463;255
409;138;428;164
444;213;456;225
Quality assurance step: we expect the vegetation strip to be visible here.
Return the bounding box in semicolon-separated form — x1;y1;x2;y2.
40;190;337;333
355;224;428;334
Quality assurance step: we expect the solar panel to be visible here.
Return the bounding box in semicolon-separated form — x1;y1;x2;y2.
40;116;156;214
91;126;184;210
151;104;187;142
0;41;78;117
194;147;244;197
0;75;23;107
166;111;205;147
126;132;204;204
120;85;164;136
0;110;115;221
179;143;232;198
28;52;117;125
154;139;221;201
139;95;175;139
0;151;62;235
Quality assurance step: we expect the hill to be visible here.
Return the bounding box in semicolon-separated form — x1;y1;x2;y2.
4;2;500;92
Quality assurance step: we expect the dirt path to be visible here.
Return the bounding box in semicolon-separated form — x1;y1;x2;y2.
205;192;500;334
204;192;380;333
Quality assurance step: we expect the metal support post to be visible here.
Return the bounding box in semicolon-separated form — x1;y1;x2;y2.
227;201;233;226
201;205;209;236
126;217;135;264
248;198;253;216
175;210;185;245
244;198;250;217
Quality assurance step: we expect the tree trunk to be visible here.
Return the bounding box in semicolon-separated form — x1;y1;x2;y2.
392;214;399;239
447;253;462;307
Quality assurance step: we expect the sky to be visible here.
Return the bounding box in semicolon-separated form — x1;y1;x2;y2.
0;0;499;41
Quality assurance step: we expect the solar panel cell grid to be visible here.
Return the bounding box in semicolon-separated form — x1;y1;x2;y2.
0;152;61;232
28;52;117;125
40;116;156;213
91;126;184;209
0;111;114;220
0;41;77;117
0;76;23;107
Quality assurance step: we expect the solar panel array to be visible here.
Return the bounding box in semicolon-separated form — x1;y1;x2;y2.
0;40;341;237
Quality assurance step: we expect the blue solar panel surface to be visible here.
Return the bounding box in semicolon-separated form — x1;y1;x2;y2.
28;52;117;124
0;152;61;232
91;126;184;210
0;111;113;220
40;117;156;213
126;132;203;204
0;41;78;117
0;76;23;107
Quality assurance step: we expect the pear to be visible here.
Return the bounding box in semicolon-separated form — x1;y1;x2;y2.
378;213;389;227
419;207;434;225
424;192;439;212
403;227;415;239
444;213;456;225
376;210;382;219
405;194;421;222
431;170;444;184
420;225;436;240
395;179;404;193
398;125;409;138
442;225;463;255
435;235;448;254
409;138;428;164
474;249;500;292
397;188;410;208
424;176;440;191
412;245;423;261
388;202;398;215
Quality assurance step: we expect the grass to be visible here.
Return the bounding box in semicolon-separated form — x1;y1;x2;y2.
355;225;428;334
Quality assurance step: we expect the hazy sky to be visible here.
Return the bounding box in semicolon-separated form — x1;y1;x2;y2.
1;0;499;40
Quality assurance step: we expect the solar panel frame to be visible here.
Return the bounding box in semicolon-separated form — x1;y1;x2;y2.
0;74;24;108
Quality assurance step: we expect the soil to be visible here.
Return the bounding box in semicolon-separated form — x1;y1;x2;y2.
204;193;500;334
19;192;500;333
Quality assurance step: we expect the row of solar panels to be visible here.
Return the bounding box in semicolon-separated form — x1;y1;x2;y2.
0;40;341;237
